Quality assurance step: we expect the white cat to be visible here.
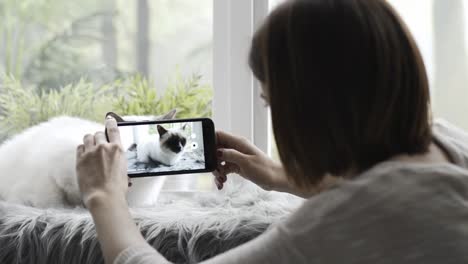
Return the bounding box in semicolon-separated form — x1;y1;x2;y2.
0;110;176;208
135;124;188;166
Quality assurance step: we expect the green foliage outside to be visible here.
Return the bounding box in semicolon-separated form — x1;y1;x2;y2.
0;0;213;143
0;73;212;141
113;73;212;118
0;0;111;88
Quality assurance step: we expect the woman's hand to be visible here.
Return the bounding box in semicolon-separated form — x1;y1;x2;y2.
213;131;291;193
76;117;129;208
76;117;160;264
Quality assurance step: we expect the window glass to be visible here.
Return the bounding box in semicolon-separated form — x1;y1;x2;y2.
269;0;284;10
0;0;213;191
268;0;283;161
388;0;468;130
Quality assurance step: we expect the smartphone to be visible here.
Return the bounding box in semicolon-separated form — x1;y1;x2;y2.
112;118;217;178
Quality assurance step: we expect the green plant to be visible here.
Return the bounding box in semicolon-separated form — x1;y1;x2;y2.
112;72;212;118
0;72;212;141
0;76;114;139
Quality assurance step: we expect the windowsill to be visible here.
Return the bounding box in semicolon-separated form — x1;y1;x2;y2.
159;190;216;200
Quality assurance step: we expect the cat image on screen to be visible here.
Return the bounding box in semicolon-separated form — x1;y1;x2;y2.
131;124;188;166
0;110;176;208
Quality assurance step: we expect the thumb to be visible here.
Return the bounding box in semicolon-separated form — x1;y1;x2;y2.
218;148;248;165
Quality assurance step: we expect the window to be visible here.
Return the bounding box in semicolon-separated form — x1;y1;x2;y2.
269;0;285;10
213;0;271;186
267;0;283;161
0;0;213;191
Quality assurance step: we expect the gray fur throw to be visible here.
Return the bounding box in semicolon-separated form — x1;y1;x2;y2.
0;182;303;264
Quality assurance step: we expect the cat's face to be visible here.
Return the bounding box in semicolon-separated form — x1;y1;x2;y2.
157;125;187;154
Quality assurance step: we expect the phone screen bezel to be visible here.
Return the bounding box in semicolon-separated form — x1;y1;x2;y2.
115;118;217;178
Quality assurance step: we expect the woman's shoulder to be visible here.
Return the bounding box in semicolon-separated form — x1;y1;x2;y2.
288;157;468;225
276;160;468;263
269;119;468;263
433;119;468;142
283;118;468;230
433;118;468;168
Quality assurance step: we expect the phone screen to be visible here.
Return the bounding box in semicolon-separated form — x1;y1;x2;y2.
117;119;215;177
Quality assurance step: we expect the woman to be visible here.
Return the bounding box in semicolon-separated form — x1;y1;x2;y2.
76;0;468;263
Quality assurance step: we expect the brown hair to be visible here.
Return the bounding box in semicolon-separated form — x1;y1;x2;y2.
249;0;431;190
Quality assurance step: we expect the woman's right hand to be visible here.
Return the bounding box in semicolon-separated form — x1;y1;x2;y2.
213;131;290;192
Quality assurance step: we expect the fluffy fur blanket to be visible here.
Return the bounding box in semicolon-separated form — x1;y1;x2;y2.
0;181;303;264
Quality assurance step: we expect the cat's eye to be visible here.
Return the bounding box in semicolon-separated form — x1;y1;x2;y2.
181;138;187;146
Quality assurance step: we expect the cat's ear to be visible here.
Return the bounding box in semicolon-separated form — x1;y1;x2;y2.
182;124;188;130
157;125;168;136
105;112;125;122
161;109;177;120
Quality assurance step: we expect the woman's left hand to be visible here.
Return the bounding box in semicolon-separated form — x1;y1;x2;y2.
76;116;129;208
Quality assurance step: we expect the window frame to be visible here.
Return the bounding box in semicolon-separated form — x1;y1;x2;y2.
168;0;272;191
213;0;270;153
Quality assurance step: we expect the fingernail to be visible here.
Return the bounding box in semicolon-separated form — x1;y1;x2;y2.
217;150;223;158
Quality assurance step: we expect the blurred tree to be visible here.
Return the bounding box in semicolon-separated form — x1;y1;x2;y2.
137;0;150;77
0;0;116;89
102;0;118;69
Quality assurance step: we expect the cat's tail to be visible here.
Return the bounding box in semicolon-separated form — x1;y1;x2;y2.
128;143;137;151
